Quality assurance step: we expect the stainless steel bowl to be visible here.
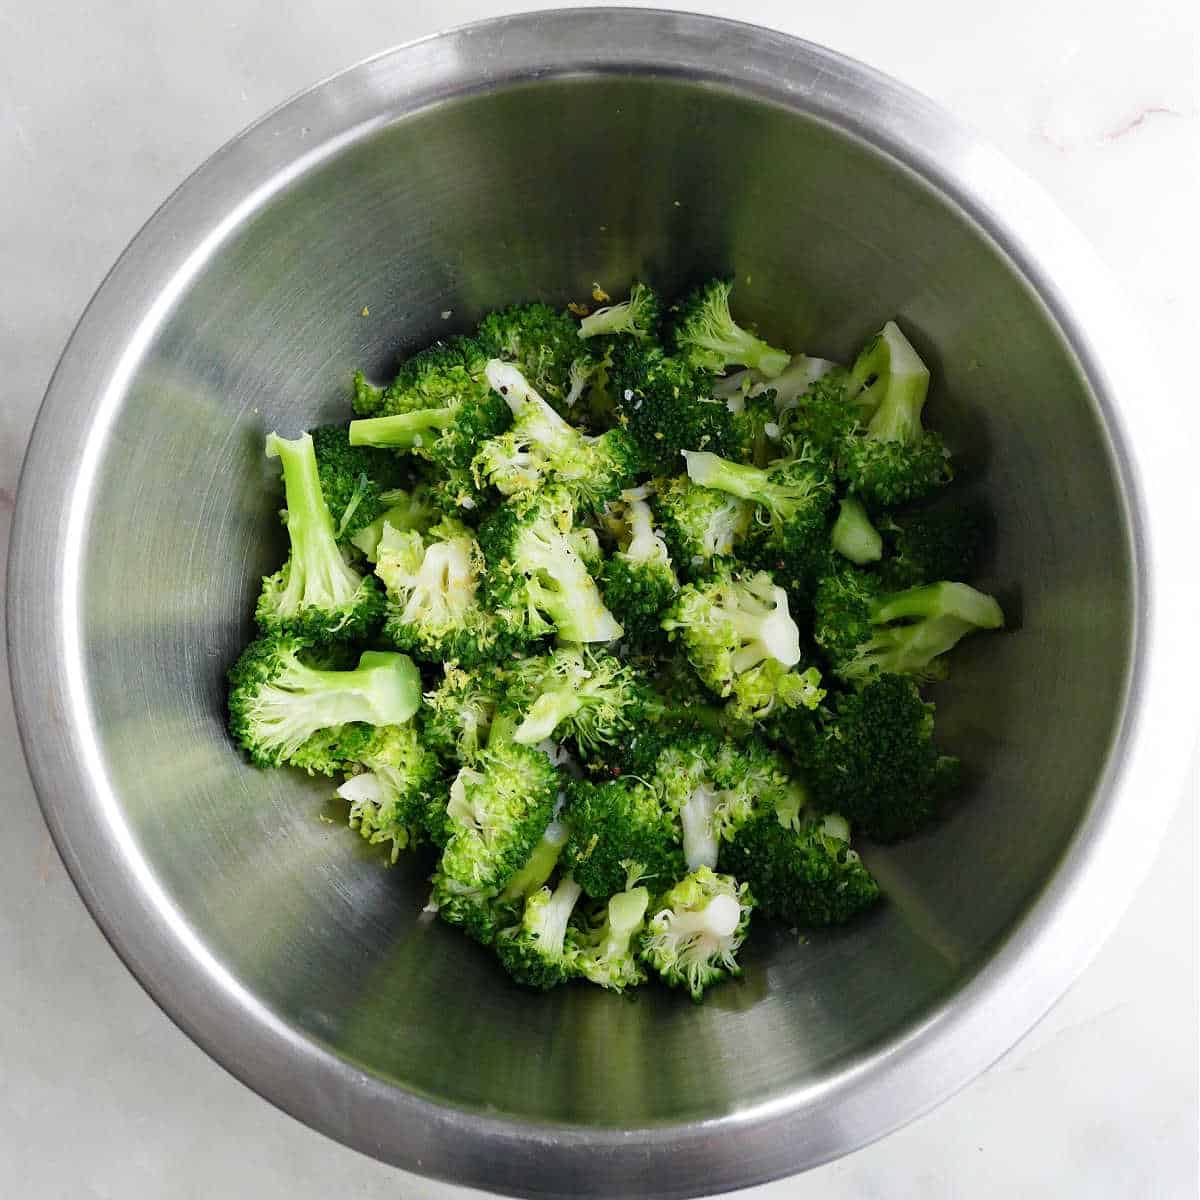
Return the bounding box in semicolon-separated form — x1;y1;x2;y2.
8;10;1192;1198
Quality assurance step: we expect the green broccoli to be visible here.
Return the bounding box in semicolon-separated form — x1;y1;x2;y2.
569;882;652;992
476;302;581;411
478;486;623;644
495;874;584;989
505;647;651;761
561;775;685;900
786;672;961;842
831;496;883;565
338;724;443;861
813;570;1004;683
348;485;438;562
640;866;755;1001
652;473;752;575
838;321;952;506
374;517;527;665
227;635;421;771
600;490;679;641
472;360;638;510
608;342;734;472
421;662;506;765
309;424;409;541
727;390;783;467
352;336;491;418
670;279;790;378
254;432;384;641
577;282;661;342
876;503;987;590
661;566;824;721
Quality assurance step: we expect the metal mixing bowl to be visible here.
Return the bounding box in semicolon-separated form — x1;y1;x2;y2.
8;10;1193;1198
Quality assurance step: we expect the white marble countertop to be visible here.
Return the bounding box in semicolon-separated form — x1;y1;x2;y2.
1;2;1196;1197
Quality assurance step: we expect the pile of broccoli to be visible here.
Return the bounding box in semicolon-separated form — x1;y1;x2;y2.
227;279;1004;1001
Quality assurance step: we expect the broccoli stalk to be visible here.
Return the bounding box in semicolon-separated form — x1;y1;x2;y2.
578;282;661;341
570;884;652;992
671;280;790;378
495;875;584;989
831;497;883;564
255;433;383;641
227;635;421;770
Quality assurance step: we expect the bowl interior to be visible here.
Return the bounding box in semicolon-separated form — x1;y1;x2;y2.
73;76;1131;1126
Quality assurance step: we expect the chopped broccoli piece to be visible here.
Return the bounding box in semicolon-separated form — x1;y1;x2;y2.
727;391;783;467
309;424;409;541
569;883;652;992
476;302;581;412
831;497;883;565
562;775;685;900
599;491;678;641
348;486;438;562
785;673;961;842
478;486;623;644
652;473;752;575
352;337;489;418
255;432;384;641
670;279;790;378
578;282;661;342
876;503;987;590
421;662;506;764
495;874;584;989
640;867;754;1001
339;725;442;861
227;635;420;771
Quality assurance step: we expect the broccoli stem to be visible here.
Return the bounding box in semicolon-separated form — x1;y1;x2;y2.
680;784;721;871
682;450;764;500
671;893;742;940
349;408;452;449
849;321;930;438
513;689;582;746
832;497;883;564
499;820;569;901
871;581;1004;629
533;876;584;950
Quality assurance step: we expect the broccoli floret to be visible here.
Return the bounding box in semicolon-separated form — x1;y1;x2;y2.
831;497;883;565
786;673;961;842
348;486;438;562
652;473;752;575
472;361;638;510
876;503;987;590
476;302;581;412
838;321;951;506
569;883;652;992
719;806;879;926
255;433;384;641
669;280;789;378
338;725;443;861
352;336;489;418
425;465;492;520
661;566;823;720
640;867;754;1001
683;449;835;596
562;776;685;900
773;369;860;463
600;491;679;641
577;282;662;342
421;662;506;764
478;486;623;644
608;342;734;472
227;635;421;771
495;874;584;989
435;709;561;892
374;518;527;665
309;424;409;541
429;816;569;945
813;570;1004;683
727;391;783;467
506;647;651;761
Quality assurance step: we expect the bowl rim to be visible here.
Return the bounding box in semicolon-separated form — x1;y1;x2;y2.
8;9;1194;1198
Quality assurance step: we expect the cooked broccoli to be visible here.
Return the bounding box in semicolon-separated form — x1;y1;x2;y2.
569;882;652;992
640;867;754;1001
472;360;638;510
577;282;661;342
435;709;561;892
421;662;506;764
227;635;421;771
348;486;438;562
751;355;844;410
478;486;623;644
495;874;584;989
720;805;880;926
608;342;734;472
772;369;861;464
599;490;678;641
652;473;752;575
352;336;491;418
683;448;835;596
506;647;651;761
786;672;961;842
831;497;883;565
374;517;526;665
309;424;409;541
727;391;783;467
255;432;384;641
670;280;789;378
338;725;442;861
561;775;685;900
476;302;581;411
661;566;824;721
813;570;1004;683
876;503;987;590
838;321;952;506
